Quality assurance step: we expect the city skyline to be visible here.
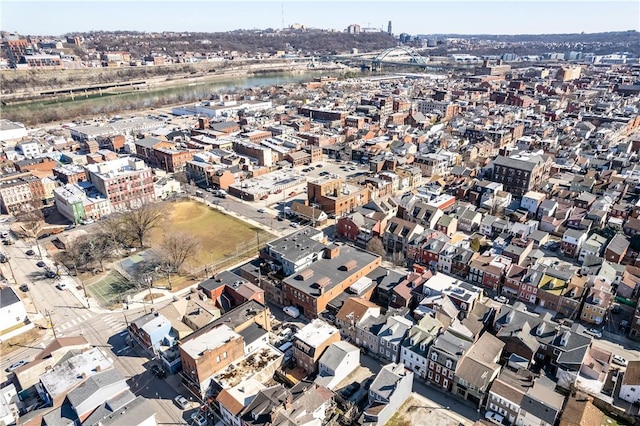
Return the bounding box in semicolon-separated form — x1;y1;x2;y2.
2;0;639;37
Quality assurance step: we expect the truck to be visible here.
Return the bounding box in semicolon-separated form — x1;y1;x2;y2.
283;306;300;318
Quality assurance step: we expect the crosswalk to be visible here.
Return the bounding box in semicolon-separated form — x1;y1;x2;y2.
56;312;127;336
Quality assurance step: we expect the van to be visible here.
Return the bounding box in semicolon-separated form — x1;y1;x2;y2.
283;306;300;318
278;341;293;353
485;411;504;425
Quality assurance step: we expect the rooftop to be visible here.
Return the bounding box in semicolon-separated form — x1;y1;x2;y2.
294;319;339;348
180;324;241;359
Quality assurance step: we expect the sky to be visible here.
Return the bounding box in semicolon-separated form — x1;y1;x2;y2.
2;0;639;36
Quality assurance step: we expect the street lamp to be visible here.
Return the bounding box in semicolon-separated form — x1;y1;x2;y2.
145;275;154;305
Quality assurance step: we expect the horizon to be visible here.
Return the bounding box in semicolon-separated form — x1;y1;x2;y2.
2;1;639;38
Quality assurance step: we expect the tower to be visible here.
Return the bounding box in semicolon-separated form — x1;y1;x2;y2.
388;21;392;35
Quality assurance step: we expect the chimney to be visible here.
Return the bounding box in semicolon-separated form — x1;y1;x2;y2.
325;244;341;259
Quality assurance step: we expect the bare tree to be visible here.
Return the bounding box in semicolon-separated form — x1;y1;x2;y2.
85;233;118;272
120;203;164;248
99;214;134;249
15;209;45;239
158;232;201;272
55;242;86;277
365;237;386;257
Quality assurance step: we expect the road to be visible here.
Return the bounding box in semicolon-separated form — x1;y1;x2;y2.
0;222;192;425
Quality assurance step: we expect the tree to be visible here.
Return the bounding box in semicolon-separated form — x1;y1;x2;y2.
99;214;134;249
366;237;386;257
85;233;117;272
158;232;201;272
120;203;164;248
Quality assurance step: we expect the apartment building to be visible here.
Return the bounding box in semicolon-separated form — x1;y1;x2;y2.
292;319;340;374
307;177;370;217
281;243;381;318
86;157;155;212
491;153;551;197
179;324;245;397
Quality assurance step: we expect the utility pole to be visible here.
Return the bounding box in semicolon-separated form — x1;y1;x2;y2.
47;310;57;339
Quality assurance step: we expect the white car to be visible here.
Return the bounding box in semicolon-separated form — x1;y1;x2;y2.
584;328;602;339
612;354;628;367
485;411;504;425
56;282;67;291
494;295;508;303
174;395;189;409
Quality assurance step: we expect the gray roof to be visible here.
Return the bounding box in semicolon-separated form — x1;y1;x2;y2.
366;267;406;292
267;227;326;263
494;155;541;172
283;244;379;296
606;233;629;255
239;322;268;346
318;341;359;371
0;287;20;308
240;384;289;425
66;368;125;409
96;395;155;426
370;363;410;402
520;378;564;425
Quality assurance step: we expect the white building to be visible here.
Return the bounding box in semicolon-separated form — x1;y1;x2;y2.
520;191;546;214
315;341;360;390
619;360;640;404
0;287;27;334
0;120;28;143
15;140;40;158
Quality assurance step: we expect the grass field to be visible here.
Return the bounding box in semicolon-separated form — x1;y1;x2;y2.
148;200;273;272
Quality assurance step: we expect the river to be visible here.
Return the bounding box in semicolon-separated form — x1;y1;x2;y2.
2;69;352;124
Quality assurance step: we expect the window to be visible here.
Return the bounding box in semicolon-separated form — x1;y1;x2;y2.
431;352;438;361
436;365;441;373
445;359;453;369
223;351;227;359
443;379;449;388
216;356;220;363
428;371;433;379
429;361;434;369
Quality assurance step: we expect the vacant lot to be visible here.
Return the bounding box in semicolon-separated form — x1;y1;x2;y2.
148;200;273;272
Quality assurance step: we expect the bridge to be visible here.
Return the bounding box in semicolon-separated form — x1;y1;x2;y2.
369;46;429;71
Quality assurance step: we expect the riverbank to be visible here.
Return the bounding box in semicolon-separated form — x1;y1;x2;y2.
2;64;359;126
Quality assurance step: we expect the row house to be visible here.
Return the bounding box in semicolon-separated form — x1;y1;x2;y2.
580;278;613;325
439;244;477;279
578;233;608;264
426;330;472;391
382;216;424;254
335;297;381;343
377;315;413;363
560;228;587;258
336;208;384;246
604;233;629;263
403;200;444;230
536;267;577;314
406;235;449;270
468;255;512;292
557;275;588;320
399;315;441;378
452;333;505;409
292;319;341;374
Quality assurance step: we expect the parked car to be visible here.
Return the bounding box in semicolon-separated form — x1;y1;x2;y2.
174;395;189;409
363;377;374;391
257;208;265;213
494;295;508;303
191;412;207;426
56;282;67;291
65;224;76;230
341;381;361;399
25;249;35;256
0;254;6;263
5;360;28;372
19;283;29;292
289;222;299;228
151;364;167;378
612;354;628;367
45;270;57;279
485;411;504;425
81;219;95;225
37;233;51;240
585;328;602;338
36;261;46;268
